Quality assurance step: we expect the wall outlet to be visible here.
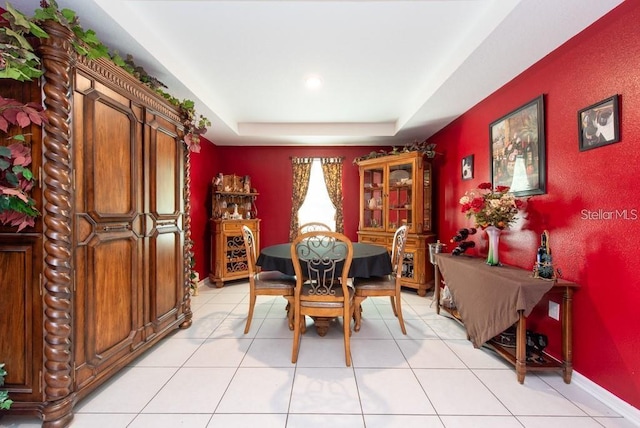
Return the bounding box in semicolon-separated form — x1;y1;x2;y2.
548;301;560;320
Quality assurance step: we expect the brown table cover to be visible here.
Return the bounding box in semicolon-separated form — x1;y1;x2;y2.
435;254;554;348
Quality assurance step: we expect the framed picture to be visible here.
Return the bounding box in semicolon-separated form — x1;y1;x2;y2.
490;95;546;197
461;154;474;180
578;95;620;151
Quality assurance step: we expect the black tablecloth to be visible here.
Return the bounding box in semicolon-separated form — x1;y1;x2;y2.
257;242;392;278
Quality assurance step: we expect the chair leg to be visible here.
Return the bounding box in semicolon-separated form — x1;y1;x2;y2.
292;309;301;363
395;292;407;335
343;310;352;366
389;296;398;317
244;293;257;334
353;296;365;332
285;297;294;330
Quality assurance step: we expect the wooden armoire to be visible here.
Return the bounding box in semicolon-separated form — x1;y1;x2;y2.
0;22;192;427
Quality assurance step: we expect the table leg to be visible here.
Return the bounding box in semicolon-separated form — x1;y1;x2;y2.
434;264;441;315
562;287;574;383
515;311;526;384
312;317;331;336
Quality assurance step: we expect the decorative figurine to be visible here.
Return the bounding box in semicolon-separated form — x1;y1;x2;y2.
231;203;242;220
533;230;556;280
213;173;223;191
243;175;251;193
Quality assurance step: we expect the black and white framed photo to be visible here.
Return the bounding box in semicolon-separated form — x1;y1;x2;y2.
578;95;620;151
461;154;474;180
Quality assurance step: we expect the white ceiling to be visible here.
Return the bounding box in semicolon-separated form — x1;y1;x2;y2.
12;0;624;146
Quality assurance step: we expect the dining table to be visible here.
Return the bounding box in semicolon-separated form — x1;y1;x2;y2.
256;242;392;335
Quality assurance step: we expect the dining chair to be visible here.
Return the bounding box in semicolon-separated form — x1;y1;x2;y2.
353;225;408;334
290;231;355;366
241;225;296;334
297;222;332;236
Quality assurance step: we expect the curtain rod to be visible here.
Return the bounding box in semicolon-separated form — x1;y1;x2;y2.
290;156;345;163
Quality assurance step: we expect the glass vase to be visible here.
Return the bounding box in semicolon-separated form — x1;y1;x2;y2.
485;225;502;266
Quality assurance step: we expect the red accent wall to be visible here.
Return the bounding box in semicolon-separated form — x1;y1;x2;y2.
188;144;384;276
188;137;220;281
427;0;640;409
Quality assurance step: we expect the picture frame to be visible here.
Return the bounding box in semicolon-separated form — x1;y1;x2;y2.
578;95;620;152
490;95;546;197
461;154;474;180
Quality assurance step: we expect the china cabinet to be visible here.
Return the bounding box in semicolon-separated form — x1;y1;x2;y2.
0;22;192;427
209;174;260;287
356;151;435;296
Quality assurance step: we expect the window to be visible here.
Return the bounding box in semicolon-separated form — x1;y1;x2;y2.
297;159;336;230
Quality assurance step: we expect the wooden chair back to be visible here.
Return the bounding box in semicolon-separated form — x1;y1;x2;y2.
290;231;354;365
390;225;408;278
241;225;258;276
297;222;332;236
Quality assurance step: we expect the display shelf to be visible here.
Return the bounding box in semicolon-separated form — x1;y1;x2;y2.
210;174;260;287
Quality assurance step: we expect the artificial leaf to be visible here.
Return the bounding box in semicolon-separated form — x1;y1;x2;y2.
4;172;19;188
5;3;31;30
28;22;49;39
15;111;29;128
3;109;18;124
61;8;77;23
82;29;100;45
27;112;44;125
21;167;33;181
13;158;27;169
10;134;26;142
4;28;32;50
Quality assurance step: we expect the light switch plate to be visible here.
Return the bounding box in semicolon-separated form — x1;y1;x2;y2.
548;301;560;320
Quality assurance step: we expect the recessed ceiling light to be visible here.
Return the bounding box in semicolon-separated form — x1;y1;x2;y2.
305;75;323;90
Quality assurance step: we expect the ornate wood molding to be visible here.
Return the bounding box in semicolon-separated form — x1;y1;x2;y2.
75;55;183;124
37;20;75;425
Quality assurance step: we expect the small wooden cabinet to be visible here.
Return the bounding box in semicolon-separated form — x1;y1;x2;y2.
209;219;260;287
356;151;436;296
209;174;260;287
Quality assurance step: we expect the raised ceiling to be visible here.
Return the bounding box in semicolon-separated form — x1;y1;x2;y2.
12;0;624;146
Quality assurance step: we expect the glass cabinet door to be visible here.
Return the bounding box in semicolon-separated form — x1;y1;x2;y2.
422;164;432;232
362;166;385;230
387;161;414;232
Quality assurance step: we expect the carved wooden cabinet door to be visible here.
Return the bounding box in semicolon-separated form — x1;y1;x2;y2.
0;77;44;403
0;235;43;402
144;110;186;336
72;70;146;388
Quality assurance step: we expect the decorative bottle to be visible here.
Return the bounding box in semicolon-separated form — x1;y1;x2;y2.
451;228;477;243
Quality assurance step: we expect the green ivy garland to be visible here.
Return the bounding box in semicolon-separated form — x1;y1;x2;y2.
1;0;211;152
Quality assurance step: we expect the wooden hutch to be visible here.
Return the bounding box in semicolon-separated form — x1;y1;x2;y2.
356;151;436;296
0;22;192;427
209;174;260;287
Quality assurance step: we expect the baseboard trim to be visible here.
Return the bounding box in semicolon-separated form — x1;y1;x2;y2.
572;371;640;425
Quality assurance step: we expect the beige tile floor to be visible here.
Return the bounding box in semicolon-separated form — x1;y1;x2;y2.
0;281;636;428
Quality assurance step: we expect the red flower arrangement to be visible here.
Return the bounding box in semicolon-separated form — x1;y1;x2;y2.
459;182;524;229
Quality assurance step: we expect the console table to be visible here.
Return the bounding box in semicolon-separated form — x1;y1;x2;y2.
434;254;579;384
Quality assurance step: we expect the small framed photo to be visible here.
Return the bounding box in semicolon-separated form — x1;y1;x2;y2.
578;95;620;151
461;154;474;180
